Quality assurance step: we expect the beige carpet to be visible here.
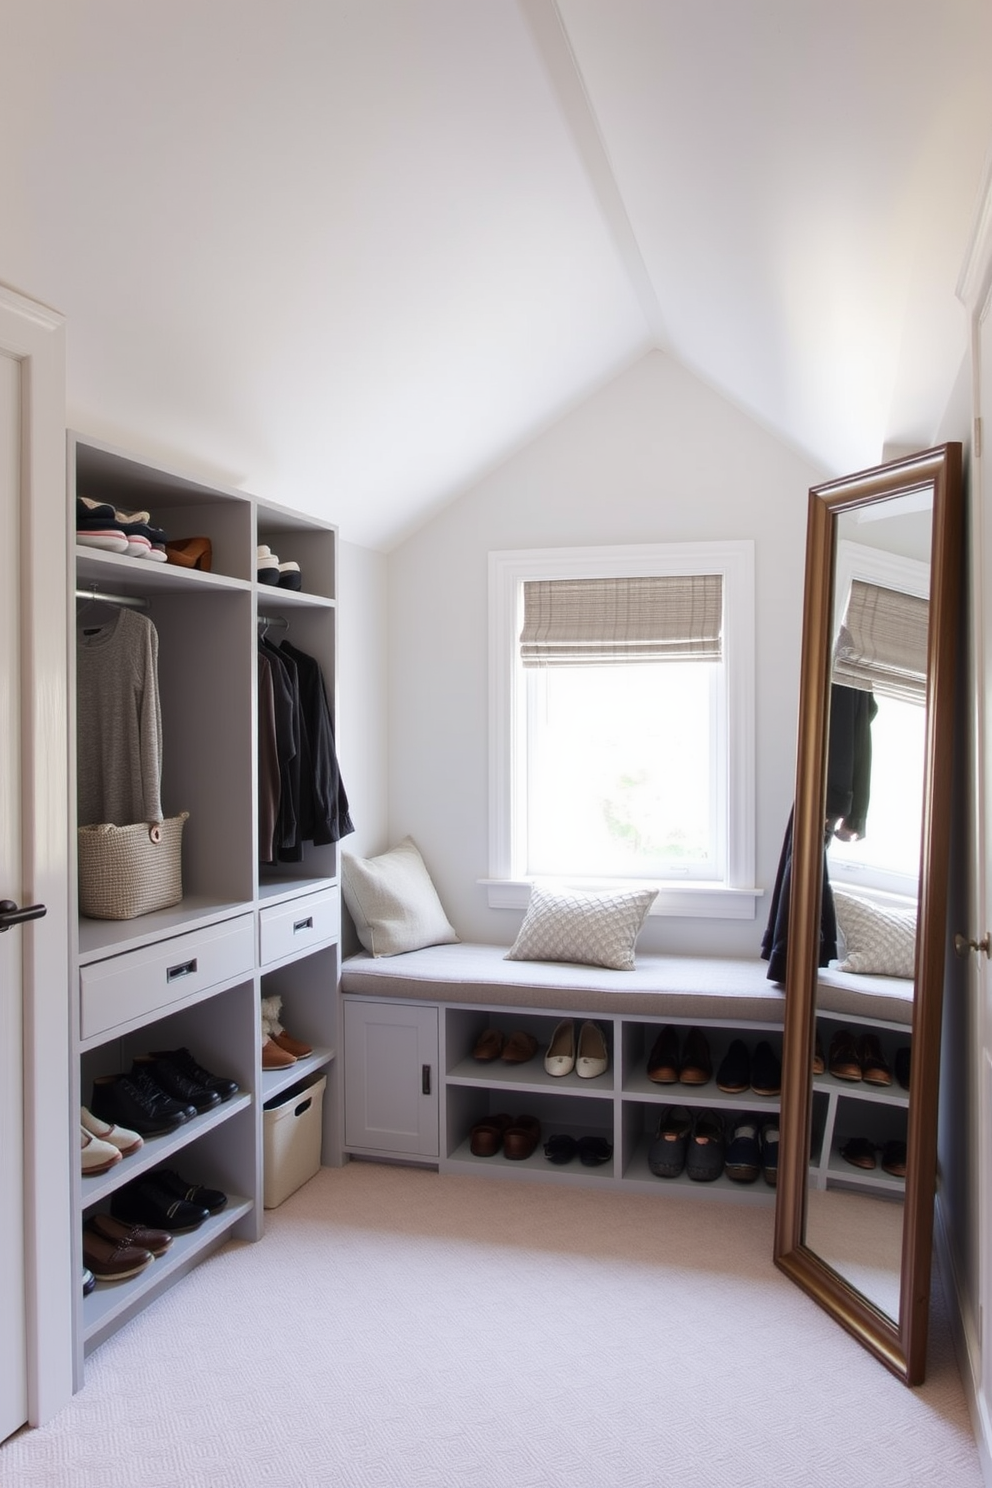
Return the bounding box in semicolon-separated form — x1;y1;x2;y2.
0;1161;982;1488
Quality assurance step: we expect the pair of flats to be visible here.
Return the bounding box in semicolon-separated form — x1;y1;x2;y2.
828;1029;892;1085
544;1019;609;1078
543;1133;613;1167
257;544;302;589
840;1137;906;1176
649;1106;724;1181
471;1027;538;1064
646;1025;711;1085
469;1113;541;1159
715;1038;781;1098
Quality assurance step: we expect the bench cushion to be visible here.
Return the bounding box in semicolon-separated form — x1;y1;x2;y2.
341;942;913;1027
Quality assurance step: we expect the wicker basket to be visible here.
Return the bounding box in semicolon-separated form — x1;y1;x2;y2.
77;812;189;920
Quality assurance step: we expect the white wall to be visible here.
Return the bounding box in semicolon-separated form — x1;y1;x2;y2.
336;539;390;953
385;348;827;956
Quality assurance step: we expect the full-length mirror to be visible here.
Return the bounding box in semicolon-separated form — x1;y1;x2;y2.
773;444;962;1385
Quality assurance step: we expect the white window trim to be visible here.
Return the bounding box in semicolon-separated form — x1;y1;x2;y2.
485;541;758;920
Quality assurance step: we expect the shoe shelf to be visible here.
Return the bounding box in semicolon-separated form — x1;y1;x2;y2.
810;1011;910;1197
261;1049;336;1105
79;1093;254;1210
82;1195;254;1355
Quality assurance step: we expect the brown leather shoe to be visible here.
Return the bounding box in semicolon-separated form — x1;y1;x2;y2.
881;1139;907;1177
81;1228;155;1282
87;1212;173;1258
679;1027;712;1085
501;1030;538;1064
271;1028;313;1059
470;1113;513;1156
503;1114;541;1160
472;1028;504;1061
646;1025;679;1083
840;1136;877;1169
858;1033;892;1086
828;1029;862;1081
262;1036;297;1070
812;1031;825;1075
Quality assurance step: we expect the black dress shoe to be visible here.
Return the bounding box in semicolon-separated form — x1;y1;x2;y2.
152;1167;228;1213
716;1038;750;1093
90;1071;191;1136
132;1055;221;1113
111;1179;210;1234
149;1046;240;1102
750;1040;782;1097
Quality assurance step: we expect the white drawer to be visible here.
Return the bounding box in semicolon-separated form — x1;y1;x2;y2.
259;890;340;967
79;914;255;1042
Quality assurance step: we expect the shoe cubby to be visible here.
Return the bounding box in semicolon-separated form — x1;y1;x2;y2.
68;433;344;1386
259;945;341;1168
444;1006;615;1092
620;1019;783;1111
443;1083;616;1181
619;1100;777;1203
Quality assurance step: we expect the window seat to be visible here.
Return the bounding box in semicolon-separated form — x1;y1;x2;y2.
340;941;913;1027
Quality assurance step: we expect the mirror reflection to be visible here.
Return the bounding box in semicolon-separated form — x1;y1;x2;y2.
804;495;932;1323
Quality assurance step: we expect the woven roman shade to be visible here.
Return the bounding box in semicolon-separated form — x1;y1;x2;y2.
833;579;929;703
519;574;723;667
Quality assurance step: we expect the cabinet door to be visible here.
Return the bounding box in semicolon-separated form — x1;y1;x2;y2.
344;999;438;1159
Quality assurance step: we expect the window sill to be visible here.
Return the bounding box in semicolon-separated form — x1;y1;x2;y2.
479;879;762;921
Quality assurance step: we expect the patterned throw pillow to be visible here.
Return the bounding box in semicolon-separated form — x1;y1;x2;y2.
342;837;459;957
833;889;917;978
505;884;658;971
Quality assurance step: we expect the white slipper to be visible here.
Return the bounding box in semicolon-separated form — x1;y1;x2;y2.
125;535;152;558
77;530;128;553
141;546;169;562
81;1105;143;1156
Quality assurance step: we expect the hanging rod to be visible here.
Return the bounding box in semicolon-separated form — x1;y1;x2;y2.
257;613;288;630
75;586;148;610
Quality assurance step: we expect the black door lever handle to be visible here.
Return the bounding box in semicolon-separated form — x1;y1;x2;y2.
0;899;47;932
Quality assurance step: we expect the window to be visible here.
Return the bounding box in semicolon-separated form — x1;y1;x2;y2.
826;541;930;901
487;542;757;919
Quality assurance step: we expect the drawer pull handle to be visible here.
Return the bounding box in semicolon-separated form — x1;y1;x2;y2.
422;1064;431;1096
166;957;198;982
293;916;314;934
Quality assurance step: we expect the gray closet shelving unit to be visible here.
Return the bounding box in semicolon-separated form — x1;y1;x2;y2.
69;433;342;1384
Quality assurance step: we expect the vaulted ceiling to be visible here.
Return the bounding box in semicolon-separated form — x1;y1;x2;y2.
3;2;991;549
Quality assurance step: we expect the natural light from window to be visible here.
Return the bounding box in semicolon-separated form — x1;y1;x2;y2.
526;660;719;878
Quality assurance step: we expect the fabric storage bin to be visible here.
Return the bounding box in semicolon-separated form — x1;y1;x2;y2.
263;1074;326;1208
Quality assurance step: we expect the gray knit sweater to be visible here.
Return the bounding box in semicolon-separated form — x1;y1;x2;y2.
77;607;163;826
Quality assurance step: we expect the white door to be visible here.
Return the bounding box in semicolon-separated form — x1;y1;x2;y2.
0;345;27;1442
977;297;992;1429
0;285;72;1436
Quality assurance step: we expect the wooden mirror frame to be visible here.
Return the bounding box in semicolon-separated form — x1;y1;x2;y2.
773;443;963;1385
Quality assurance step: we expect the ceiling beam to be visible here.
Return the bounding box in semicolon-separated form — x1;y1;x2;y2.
517;0;668;346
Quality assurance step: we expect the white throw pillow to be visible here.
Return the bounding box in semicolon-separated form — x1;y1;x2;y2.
505;883;658;972
342;837;459;957
833;889;916;978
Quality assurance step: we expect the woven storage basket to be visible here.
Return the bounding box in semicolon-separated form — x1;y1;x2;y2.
77;811;189;920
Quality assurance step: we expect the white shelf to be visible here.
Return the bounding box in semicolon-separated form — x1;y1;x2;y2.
82;1196;253;1347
